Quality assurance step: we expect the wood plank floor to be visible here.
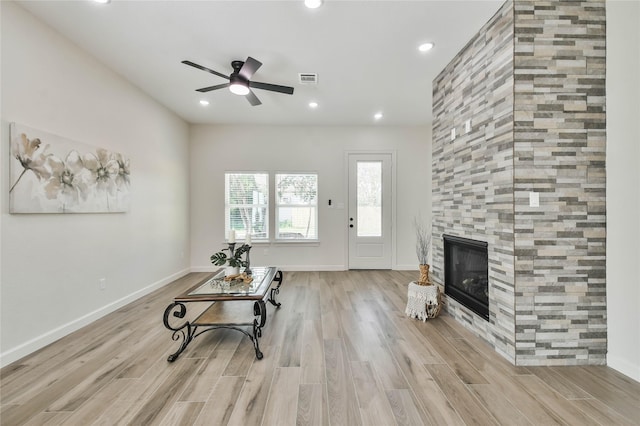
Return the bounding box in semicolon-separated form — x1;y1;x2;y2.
2;270;639;425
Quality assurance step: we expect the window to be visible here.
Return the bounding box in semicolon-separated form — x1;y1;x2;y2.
275;173;318;240
225;173;268;241
225;172;318;242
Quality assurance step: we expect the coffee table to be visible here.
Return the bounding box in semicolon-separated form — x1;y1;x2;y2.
162;266;283;362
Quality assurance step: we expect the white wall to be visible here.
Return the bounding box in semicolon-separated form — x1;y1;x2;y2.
606;1;640;382
0;2;190;366
190;125;431;272
5;0;635;383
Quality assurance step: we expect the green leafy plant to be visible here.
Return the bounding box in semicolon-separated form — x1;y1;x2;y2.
210;244;249;268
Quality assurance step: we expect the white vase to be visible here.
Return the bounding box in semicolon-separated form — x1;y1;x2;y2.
225;265;240;276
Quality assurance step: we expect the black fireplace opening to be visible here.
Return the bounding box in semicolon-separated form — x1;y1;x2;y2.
443;234;489;321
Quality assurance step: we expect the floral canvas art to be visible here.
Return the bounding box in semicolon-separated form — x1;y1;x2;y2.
9;123;130;213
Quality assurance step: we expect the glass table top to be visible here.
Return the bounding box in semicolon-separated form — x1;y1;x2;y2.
177;267;277;301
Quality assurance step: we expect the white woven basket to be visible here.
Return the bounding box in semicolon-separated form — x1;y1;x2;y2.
405;281;440;321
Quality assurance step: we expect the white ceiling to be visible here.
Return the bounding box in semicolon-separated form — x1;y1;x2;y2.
17;0;503;126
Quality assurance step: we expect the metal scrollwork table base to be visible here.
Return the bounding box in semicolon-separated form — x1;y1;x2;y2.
163;267;283;362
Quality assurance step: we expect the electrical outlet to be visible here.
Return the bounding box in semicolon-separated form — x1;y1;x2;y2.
529;191;539;207
98;277;106;290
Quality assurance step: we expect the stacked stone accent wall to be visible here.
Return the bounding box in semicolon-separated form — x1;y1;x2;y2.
432;0;606;366
512;1;607;365
432;1;517;362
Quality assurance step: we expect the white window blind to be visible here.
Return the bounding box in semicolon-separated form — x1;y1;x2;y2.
275;173;318;240
225;173;268;241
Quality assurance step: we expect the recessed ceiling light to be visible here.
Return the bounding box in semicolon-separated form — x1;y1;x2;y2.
199;100;210;106
304;0;323;9
93;0;110;4
418;42;435;52
309;101;318;108
374;112;383;120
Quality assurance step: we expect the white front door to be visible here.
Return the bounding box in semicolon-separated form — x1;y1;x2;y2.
348;153;392;269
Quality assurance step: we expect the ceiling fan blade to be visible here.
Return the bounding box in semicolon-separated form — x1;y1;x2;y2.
181;60;229;80
196;83;229;93
250;81;294;95
245;90;262;106
239;57;262;80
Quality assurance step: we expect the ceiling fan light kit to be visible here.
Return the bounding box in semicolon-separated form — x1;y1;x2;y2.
304;0;323;9
229;76;250;96
182;56;294;106
229;83;250;96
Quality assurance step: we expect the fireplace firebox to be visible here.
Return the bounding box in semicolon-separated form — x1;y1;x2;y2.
443;235;489;321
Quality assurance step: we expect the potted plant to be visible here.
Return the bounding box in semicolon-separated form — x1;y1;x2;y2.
406;218;441;321
414;218;432;285
210;244;249;276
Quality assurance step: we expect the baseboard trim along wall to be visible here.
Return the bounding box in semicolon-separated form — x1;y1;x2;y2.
394;264;419;271
190;265;348;272
607;355;640;383
0;268;191;368
191;265;419;272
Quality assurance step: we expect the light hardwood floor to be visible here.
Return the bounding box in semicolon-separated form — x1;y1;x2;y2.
1;270;639;425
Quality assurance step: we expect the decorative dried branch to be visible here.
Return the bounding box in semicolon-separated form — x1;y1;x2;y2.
414;217;432;265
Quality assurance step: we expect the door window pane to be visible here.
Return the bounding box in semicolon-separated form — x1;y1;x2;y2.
357;161;382;237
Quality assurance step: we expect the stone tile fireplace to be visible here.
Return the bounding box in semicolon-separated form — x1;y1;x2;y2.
431;0;606;366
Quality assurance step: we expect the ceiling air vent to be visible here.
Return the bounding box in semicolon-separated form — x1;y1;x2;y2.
298;73;318;85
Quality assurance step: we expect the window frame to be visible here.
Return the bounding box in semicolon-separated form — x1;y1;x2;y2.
275;172;319;242
224;172;270;243
225;171;319;243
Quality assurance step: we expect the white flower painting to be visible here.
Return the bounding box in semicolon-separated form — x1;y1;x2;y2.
9;123;130;213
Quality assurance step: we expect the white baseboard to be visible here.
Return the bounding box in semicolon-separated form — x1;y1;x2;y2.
191;264;347;272
0;268;190;368
190;266;219;273
274;265;347;271
608;355;640;382
394;264;418;271
193;265;416;272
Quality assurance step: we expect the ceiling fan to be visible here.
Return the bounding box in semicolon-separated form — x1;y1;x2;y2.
182;57;294;106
